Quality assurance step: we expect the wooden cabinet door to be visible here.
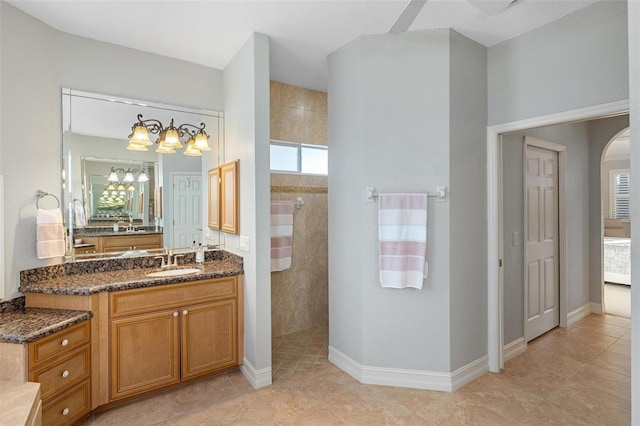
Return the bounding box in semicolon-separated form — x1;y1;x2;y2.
180;300;237;380
208;167;220;230
220;160;239;235
110;310;180;400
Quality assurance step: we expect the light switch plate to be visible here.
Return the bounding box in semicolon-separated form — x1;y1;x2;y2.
238;236;250;252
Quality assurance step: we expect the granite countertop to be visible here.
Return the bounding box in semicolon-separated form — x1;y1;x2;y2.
0;307;92;344
19;260;243;296
75;229;163;238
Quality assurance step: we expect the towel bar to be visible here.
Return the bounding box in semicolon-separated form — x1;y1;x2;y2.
35;190;60;209
365;186;447;203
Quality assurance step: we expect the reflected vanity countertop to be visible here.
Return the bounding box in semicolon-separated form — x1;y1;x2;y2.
0;306;92;344
74;226;163;238
19;251;243;296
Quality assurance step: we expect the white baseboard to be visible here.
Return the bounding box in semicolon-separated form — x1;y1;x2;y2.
240;358;272;389
503;337;526;362
568;303;593;326
591;302;603;315
328;346;488;392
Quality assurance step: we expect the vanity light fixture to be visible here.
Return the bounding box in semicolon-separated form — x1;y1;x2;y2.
126;114;211;155
107;167;149;183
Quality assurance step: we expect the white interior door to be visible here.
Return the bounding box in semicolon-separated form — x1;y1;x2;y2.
525;145;560;341
172;174;202;248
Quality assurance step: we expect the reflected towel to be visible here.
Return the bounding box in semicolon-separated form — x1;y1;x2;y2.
74;203;87;227
271;201;294;272
378;193;428;289
37;208;66;259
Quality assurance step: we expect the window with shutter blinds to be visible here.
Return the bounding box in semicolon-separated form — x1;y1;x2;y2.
610;169;630;219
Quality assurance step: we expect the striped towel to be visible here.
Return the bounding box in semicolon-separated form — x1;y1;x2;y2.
271;201;294;272
378;193;428;289
36;208;66;259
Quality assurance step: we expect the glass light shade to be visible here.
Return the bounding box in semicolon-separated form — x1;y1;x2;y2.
126;142;149;152
111;191;118;196
156;143;176;154
107;183;116;191
99;196;105;201
137;171;149;182
193;131;210;151
117;184;126;191
123;172;134;183
127;184;136;192
119;191;126;196
107;171;119;182
129;124;153;146
162;127;182;148
183;139;202;157
102;190;109;195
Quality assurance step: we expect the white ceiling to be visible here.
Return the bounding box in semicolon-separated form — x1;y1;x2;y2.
8;0;601;91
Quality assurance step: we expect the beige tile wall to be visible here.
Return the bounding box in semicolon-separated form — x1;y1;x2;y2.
270;81;327;146
270;81;328;338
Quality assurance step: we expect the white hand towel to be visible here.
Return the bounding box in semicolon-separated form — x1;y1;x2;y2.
37;208;66;259
378;193;428;289
74;203;87;227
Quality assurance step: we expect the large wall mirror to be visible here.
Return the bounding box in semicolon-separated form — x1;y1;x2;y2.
62;89;225;260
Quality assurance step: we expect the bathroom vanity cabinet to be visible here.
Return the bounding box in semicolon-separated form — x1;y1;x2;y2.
29;320;92;426
77;233;163;253
109;277;241;400
24;271;244;414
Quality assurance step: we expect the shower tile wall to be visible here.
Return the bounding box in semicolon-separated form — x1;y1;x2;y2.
270;81;328;338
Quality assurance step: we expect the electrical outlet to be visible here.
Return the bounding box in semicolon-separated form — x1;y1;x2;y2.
238;236;250;252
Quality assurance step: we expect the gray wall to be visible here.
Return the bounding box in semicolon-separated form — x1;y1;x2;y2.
222;33;273;382
587;115;631;306
501;116;630;344
0;2;223;299
627;2;639;422
448;31;488;370
329;29;488;374
488;0;628;125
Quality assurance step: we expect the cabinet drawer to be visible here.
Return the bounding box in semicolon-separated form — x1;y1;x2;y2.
110;277;237;318
42;379;91;426
102;234;162;250
29;321;90;369
30;345;91;401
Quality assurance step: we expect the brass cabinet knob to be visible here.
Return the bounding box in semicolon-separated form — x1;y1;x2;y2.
61;339;69;347
62;370;69;378
173;311;179;317
62;408;70;416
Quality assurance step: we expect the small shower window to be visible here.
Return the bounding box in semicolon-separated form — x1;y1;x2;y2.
270;140;328;175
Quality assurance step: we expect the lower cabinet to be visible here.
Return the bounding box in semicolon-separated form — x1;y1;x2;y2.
28;320;92;426
109;277;241;401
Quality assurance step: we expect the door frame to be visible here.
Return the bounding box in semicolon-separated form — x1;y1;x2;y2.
522;136;567;342
487;99;629;372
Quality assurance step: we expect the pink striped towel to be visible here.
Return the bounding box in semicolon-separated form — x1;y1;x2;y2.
378;193;428;289
271;201;294;272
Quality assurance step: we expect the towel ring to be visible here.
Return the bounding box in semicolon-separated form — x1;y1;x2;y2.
35;190;60;209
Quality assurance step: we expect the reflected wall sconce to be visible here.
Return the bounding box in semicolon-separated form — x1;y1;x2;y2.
127;114;211;156
107;167;149;183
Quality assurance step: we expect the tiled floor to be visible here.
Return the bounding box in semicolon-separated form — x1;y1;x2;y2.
272;326;329;380
80;314;631;425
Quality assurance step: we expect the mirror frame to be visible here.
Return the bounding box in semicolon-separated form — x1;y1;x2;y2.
61;88;225;261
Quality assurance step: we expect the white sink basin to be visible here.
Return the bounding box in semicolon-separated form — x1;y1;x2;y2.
146;268;201;278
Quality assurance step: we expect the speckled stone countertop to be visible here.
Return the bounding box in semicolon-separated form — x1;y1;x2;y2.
19;250;243;296
74;226;163;238
0;307;92;344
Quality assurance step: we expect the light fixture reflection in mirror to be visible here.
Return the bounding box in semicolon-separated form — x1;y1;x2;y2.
62;88;225;261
